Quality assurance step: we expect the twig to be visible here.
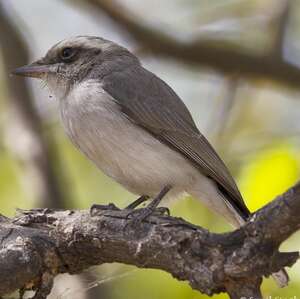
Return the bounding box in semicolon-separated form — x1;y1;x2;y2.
272;0;291;59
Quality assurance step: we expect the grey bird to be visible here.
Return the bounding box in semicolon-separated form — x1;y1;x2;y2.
13;35;287;287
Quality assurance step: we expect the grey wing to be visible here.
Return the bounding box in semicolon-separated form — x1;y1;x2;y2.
102;65;250;219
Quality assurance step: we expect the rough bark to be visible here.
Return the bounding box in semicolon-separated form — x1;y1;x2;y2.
0;182;299;299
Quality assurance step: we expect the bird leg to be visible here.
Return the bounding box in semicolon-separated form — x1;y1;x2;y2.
126;185;171;224
125;195;150;209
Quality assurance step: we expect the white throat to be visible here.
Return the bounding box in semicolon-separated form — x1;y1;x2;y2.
45;73;73;101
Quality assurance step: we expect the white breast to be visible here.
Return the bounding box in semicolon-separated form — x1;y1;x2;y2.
59;80;200;198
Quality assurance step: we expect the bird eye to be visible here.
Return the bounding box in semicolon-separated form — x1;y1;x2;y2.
60;47;75;62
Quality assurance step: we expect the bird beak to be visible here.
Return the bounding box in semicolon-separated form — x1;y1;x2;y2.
12;60;54;79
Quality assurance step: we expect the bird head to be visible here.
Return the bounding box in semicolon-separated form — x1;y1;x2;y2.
13;36;138;99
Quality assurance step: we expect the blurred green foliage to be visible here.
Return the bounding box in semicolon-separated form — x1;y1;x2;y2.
0;150;31;214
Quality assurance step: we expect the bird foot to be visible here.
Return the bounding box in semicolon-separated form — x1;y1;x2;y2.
124;206;170;228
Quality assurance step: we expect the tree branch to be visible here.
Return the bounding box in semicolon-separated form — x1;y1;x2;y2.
74;0;300;89
0;182;299;299
272;0;291;59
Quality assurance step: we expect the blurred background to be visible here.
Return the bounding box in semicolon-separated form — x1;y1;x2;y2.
0;0;300;298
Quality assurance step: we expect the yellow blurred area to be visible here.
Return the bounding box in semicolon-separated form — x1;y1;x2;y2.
114;267;229;299
239;143;300;212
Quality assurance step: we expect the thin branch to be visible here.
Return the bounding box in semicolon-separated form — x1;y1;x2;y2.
272;0;291;58
0;182;299;299
207;75;240;145
74;0;300;89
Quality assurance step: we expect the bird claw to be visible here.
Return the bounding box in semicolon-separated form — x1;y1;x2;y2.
154;206;170;216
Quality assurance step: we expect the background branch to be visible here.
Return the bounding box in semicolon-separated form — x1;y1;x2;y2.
0;182;299;299
72;0;300;89
0;3;66;209
272;0;291;58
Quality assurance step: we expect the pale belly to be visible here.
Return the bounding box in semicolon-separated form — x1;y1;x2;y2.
60;84;200;198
